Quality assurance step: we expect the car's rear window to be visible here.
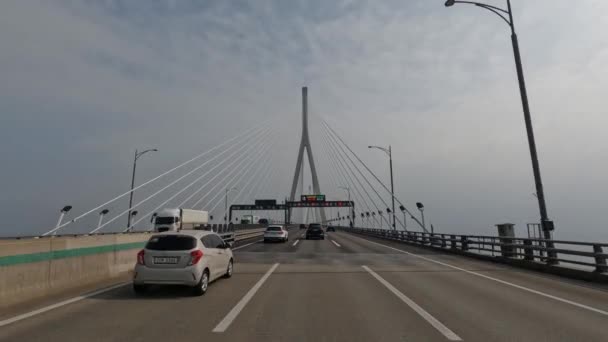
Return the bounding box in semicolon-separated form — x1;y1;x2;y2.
146;235;196;251
266;226;282;231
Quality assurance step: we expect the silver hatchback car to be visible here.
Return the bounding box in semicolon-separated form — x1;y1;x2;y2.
133;230;234;295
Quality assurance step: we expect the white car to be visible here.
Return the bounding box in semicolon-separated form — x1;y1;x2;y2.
133;230;233;295
263;225;289;243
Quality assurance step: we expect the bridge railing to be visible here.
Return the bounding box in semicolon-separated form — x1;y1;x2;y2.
343;228;608;274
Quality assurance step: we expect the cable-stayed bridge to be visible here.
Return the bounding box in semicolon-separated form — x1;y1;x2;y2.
1;87;608;341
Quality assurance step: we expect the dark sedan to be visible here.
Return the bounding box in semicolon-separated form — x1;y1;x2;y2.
305;224;325;240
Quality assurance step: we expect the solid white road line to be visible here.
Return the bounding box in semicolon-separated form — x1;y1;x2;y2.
212;263;280;333
331;239;341;248
0;282;129;328
355;235;608;317
232;239;263;251
292;239;300;247
362;265;462;341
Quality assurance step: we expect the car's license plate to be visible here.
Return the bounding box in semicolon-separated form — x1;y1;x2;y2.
154;257;178;264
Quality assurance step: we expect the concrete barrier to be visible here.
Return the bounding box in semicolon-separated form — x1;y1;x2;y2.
0;233;151;310
0;228;270;310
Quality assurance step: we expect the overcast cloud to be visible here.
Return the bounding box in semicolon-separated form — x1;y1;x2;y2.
1;0;607;240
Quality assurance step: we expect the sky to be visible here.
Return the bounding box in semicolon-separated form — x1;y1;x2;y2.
1;0;607;241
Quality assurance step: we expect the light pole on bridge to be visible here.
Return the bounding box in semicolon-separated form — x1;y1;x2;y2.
127;148;157;230
224;187;238;225
399;205;406;230
368;145;396;230
416;202;427;233
338;186;351;202
54;205;72;235
97;209;109;232
444;0;556;251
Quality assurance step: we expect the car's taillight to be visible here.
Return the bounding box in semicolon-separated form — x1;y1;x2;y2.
137;249;145;265
188;250;204;265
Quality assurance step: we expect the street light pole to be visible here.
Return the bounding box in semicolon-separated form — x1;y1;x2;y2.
127;148;157;230
444;0;555;251
369;145;396;229
224;187;237;225
97;209;109;232
339;186;351;202
416;202;426;232
54;205;72;235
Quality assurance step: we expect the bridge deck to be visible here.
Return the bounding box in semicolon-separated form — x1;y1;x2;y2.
1;229;608;341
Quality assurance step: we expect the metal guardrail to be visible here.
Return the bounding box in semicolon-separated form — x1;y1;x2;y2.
343;228;608;273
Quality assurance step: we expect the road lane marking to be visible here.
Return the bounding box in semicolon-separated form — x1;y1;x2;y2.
0;282;129;328
331;239;341;248
355;235;608;317
212;263;280;333
362;265;462;341
292;239;299;247
232;239;263;251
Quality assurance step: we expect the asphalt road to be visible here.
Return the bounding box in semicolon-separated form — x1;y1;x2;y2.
2;229;608;341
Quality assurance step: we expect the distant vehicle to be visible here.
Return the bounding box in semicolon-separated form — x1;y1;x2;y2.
258;218;269;225
241;215;260;224
153;208;208;232
306;224;325;240
133;230;233;296
326;226;336;232
299;224;306;229
264;225;289;242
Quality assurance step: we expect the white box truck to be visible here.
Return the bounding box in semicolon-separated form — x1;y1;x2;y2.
153;208;208;232
240;215;260;224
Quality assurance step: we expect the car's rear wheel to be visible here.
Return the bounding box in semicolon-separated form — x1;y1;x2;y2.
193;270;209;296
133;284;148;295
224;259;233;278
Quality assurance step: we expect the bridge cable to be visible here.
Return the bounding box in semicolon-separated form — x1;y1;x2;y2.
186;129;275;210
219;139;279;219
100;128;273;233
317;129;371;225
42;122;269;235
319;127;382;227
321;124;394;228
135;130;275;232
322;123;408;230
323;120;427;232
90;127;272;233
243;158;275;205
199;134;276;216
176;130;273;209
320;127;389;228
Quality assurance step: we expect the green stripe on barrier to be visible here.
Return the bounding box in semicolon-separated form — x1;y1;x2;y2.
0;241;146;267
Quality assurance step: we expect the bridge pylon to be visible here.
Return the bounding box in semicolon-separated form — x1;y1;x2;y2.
289;86;327;223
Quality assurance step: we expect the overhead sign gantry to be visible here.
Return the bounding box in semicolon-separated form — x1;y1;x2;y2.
228;195;355;226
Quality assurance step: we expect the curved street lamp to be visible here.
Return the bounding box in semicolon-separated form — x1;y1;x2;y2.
399;204;406;230
97;209;110;232
368;145;396;229
338;186;351;202
128;210;139;232
444;1;555;246
128;148;158;229
53;205;73;235
416;202;426;233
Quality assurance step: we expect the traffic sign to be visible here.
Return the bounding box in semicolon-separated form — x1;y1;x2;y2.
300;194;326;202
